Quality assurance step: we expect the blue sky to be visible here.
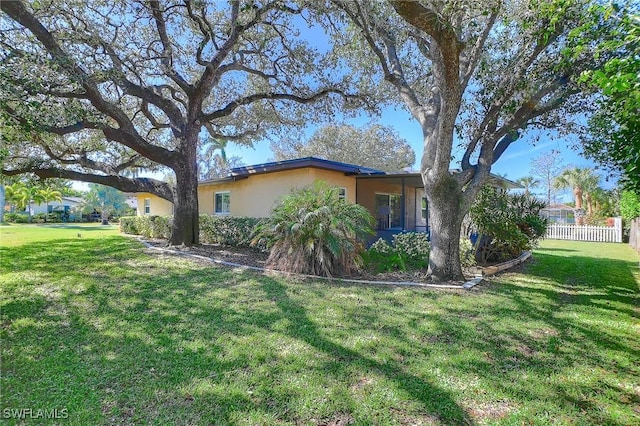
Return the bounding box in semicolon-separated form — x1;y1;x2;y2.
223;103;611;202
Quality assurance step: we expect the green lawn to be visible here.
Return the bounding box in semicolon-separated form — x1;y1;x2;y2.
1;225;638;425
0;222;120;246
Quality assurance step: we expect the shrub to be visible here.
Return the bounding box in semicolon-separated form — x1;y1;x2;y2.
32;213;61;223
120;215;263;248
364;233;475;273
459;238;477;270
363;238;405;272
392;232;430;269
253;181;374;277
119;216;139;235
470;187;548;264
364;232;430;272
4;212;30;223
200;216;262;247
118;215;171;239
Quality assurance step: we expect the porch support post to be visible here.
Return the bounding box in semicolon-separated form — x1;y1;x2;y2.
401;177;406;231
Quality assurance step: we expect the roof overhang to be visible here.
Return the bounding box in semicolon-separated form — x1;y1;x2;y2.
229;157;385;178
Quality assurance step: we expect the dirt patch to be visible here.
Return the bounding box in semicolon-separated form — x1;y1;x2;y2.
142;238;468;286
318;412;354;426
145;239;268;268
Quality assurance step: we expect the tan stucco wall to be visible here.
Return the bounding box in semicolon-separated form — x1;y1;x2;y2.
197;168;357;218
136;193;174;216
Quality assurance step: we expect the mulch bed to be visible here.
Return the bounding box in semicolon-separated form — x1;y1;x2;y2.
143;239;476;286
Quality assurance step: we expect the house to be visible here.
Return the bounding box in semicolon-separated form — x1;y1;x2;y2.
540;204;576;224
136;157;521;238
30;196;83;216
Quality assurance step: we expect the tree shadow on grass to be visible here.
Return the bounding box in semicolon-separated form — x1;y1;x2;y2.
1;237;473;425
257;276;473;425
4;237;639;424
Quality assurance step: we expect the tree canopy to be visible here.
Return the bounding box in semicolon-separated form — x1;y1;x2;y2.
0;0;363;245
580;6;640;194
323;0;613;280
271;123;415;172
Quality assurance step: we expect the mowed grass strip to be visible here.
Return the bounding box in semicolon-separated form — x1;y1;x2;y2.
0;222;120;247
1;225;638;425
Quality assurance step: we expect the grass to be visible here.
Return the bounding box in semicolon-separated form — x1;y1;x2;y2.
1;225;639;425
0;222;120;246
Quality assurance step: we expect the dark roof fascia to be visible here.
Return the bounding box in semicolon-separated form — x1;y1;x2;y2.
355;171;523;189
198;175;247;186
487;173;523;189
229;157;385;177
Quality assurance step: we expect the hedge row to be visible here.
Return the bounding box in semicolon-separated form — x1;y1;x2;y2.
119;215;263;247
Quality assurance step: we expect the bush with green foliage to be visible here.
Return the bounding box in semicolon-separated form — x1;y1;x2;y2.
620;190;640;222
253;181;374;277
364;233;476;273
200;216;262;247
120;215;262;247
459;238;477;270
364;233;430;272
4;212;30;223
470;187;548;264
119;216;139;235
32;213;61;223
119;216;171;239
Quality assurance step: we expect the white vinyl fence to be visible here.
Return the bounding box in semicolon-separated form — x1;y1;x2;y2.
545;218;622;243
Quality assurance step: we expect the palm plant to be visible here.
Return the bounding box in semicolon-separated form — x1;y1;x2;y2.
516;176;540;196
39;187;63;221
4;182;26;213
553;168;600;225
253;181;374;277
18;185;45;221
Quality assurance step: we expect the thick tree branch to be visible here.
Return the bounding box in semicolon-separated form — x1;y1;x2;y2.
1;1;175;167
460;8;499;89
1;167;174;201
202;89;356;122
148;0;193;95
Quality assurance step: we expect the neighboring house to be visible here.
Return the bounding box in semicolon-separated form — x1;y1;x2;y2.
30;196;83;215
123;194;138;210
540;204;576;224
136;157;521;238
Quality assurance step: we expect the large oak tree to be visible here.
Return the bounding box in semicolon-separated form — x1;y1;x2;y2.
0;0;361;245
328;0;611;280
271;123;415;172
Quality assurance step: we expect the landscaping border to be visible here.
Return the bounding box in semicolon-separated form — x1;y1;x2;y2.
135;237;531;291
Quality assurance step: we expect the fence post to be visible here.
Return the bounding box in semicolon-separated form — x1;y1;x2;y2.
614;217;622;243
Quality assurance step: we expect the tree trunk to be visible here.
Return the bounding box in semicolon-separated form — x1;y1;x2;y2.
101;203;109;225
574;187;584;225
0;184;6;223
586;193;593;216
425;174;465;281
169;134;200;246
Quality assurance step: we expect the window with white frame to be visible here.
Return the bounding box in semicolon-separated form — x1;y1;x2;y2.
144;198;150;215
338;187;347;201
214;191;231;214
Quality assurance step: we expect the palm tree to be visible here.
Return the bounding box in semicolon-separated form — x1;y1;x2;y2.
39;187;63;221
516;176;540;197
4;182;26;213
553;168;600;225
18;186;45;222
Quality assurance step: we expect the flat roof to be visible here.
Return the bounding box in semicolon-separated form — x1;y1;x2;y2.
228;157;385;177
197;156;522;189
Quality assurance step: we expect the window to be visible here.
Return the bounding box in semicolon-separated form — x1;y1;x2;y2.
215;191;231;214
375;193;401;230
144;198;150;215
421;197;428;222
338;187;347;201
